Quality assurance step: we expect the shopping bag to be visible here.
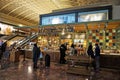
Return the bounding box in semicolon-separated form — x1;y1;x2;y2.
39;52;43;59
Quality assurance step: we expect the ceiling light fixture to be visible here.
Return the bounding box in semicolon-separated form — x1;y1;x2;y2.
19;24;23;27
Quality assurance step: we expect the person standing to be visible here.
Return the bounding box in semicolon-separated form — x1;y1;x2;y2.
33;43;40;69
0;41;7;60
87;44;95;70
1;41;7;53
59;43;67;64
3;46;10;62
94;43;100;72
70;43;75;55
0;45;2;60
87;44;95;59
70;43;77;55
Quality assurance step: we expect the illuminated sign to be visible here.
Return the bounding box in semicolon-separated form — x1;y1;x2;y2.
78;10;108;22
40;6;112;25
41;13;75;25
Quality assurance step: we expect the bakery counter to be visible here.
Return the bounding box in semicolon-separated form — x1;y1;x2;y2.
24;49;120;69
65;53;120;70
100;53;120;69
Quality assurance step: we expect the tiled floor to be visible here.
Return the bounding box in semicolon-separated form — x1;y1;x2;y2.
0;59;120;80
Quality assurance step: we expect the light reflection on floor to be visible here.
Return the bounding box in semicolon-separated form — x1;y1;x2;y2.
0;59;120;80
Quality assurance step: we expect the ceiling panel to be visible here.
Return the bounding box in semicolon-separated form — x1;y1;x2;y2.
0;0;120;26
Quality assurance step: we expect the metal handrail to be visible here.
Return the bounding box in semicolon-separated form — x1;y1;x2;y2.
15;33;38;48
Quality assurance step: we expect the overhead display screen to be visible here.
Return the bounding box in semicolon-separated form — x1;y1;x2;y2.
40;6;112;25
41;13;75;25
78;10;108;22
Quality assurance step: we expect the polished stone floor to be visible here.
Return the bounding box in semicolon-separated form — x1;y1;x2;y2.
0;59;120;80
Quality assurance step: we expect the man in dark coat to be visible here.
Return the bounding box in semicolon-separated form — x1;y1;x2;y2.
87;44;95;59
95;43;100;72
33;43;40;69
59;44;67;64
1;41;7;53
0;41;7;60
87;44;96;70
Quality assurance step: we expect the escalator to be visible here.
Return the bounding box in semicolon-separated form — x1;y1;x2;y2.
15;33;38;48
0;34;17;40
0;34;5;38
7;35;26;46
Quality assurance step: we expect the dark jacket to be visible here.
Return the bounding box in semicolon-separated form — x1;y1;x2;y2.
60;44;67;52
1;42;7;53
33;46;40;62
95;46;100;57
87;45;95;59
